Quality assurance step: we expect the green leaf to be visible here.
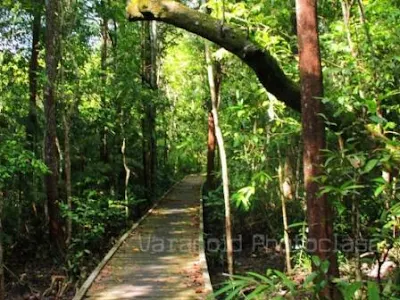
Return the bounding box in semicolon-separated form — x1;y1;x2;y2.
321;260;330;274
273;270;295;291
367;281;380;300
312;256;321;267
374;185;385;197
339;281;362;300
363;159;379;173
303;272;318;287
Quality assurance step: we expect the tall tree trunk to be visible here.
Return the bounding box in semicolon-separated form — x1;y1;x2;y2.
100;2;109;165
295;0;339;297
205;42;233;275
45;0;64;253
141;22;151;201
149;20;157;200
27;6;41;148
141;21;157;201
26;4;42;219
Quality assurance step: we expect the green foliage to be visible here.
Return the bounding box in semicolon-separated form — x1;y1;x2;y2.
216;259;400;299
214;256;331;299
61;195;127;279
1;0;400;295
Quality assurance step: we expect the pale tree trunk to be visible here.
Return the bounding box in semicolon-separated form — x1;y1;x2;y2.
204;42;233;275
340;0;356;57
121;138;131;219
278;155;293;274
45;0;65;253
296;0;339;298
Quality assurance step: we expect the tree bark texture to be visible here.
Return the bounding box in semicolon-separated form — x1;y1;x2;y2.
205;42;233;275
295;0;339;297
207;111;216;189
149;20;158;200
278;158;293;274
27;6;41;148
45;0;64;252
141;21;158;201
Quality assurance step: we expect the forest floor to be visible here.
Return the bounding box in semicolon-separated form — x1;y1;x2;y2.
6;256;74;299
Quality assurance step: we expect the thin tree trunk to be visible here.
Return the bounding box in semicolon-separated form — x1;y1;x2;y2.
340;0;356;57
207;111;216;189
121;138;131;219
63;114;72;245
45;0;64;253
356;0;372;47
205;42;233;275
278;158;292;273
295;0;339;298
352;193;362;282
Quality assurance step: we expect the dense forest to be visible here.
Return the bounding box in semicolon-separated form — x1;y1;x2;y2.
0;0;399;299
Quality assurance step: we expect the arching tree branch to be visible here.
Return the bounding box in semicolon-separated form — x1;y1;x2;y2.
126;0;301;112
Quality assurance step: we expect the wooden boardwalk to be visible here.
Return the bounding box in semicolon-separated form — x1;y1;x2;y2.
74;175;213;300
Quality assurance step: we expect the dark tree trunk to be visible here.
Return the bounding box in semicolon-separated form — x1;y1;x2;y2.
141;21;157;201
27;6;41;148
149;21;157;200
141;22;151;201
295;0;339;297
26;4;42;214
45;0;64;253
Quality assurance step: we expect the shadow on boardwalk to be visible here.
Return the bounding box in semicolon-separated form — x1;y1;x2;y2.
77;175;212;300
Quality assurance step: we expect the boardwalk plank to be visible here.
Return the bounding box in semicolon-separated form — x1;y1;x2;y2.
76;175;212;300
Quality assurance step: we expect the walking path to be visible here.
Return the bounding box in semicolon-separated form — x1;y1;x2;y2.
74;175;213;300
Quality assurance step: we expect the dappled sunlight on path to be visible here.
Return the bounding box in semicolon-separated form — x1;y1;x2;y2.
80;175;212;299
